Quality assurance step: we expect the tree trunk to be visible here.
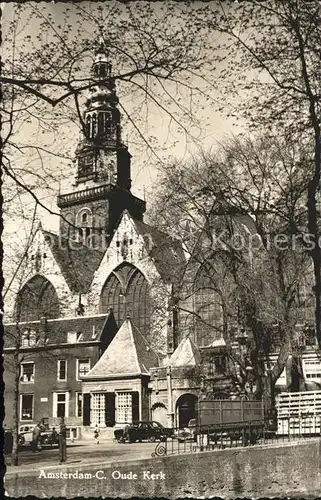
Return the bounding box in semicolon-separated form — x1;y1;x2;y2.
262;371;275;411
295;20;321;348
11;347;20;466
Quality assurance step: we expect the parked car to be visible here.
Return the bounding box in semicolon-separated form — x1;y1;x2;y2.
18;425;59;448
174;419;197;442
19;424;36;434
114;421;173;443
18;430;34;448
40;429;59;447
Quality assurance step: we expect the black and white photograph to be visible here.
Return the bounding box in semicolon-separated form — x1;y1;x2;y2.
2;1;321;498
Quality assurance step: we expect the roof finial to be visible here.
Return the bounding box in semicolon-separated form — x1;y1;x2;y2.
95;35;109;60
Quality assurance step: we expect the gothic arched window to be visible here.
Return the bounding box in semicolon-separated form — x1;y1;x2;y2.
16;275;60;322
99;263;151;336
86;115;91;138
91;113;97;138
97;113;104;139
104;112;113;137
194;261;223;347
76;208;92;227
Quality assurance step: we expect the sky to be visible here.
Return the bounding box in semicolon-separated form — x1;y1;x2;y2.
2;1;243;243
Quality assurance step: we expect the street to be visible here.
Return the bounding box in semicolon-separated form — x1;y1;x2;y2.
5;440;158;474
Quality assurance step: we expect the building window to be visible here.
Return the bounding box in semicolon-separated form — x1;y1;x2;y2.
20;394;34;420
208;355;227;376
92;393;105;426
53;392;69;418
15;275;60;322
20;362;35;383
57;360;67;381
194;261;225;346
303;358;321;381
116;392;132;425
76;393;83;418
99;263;151;337
21;330;37;348
77;359;90;380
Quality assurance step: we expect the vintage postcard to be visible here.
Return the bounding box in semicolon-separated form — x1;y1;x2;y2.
2;1;321;498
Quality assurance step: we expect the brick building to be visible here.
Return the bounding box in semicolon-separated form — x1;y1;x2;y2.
4;44;321;437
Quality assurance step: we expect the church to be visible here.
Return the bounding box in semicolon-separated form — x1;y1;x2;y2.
4;46;320;439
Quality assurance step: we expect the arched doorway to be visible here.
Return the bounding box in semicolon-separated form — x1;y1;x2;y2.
176;393;198;428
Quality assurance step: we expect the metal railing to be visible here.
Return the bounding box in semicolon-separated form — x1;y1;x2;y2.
152;418;321;457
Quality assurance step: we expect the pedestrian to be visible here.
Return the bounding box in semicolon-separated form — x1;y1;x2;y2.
32;423;41;453
94;425;100;444
122;424;130;443
51;427;59;445
58;417;67;464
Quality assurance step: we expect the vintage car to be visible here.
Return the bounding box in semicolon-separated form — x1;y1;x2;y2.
18;425;35;447
174;419;197;442
40;429;59;446
18;426;59;448
114;420;173;443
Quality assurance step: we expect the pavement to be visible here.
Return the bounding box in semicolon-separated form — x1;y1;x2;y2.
5;439;157;476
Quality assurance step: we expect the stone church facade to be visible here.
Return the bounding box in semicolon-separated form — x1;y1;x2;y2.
4;46;320;438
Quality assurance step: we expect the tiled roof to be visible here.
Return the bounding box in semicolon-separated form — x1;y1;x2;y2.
168;337;201;367
83;316;159;379
43;230;104;293
132;218;186;283
4;313;114;348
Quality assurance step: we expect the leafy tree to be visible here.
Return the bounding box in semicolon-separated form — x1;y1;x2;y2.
149;133;315;405
205;0;321;348
1;1;216;216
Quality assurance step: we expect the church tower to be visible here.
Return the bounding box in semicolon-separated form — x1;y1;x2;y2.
57;43;146;245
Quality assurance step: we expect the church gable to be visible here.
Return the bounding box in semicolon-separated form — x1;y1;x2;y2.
89;211;165;303
14;227;71;308
9;226;94;321
90;210;186;295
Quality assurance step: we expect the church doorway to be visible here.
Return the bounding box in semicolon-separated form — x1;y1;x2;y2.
176;393;198;428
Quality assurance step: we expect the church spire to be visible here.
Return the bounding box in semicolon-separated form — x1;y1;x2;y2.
57;43;145;244
83;42;120;147
73;42;131;190
92;40;112;82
